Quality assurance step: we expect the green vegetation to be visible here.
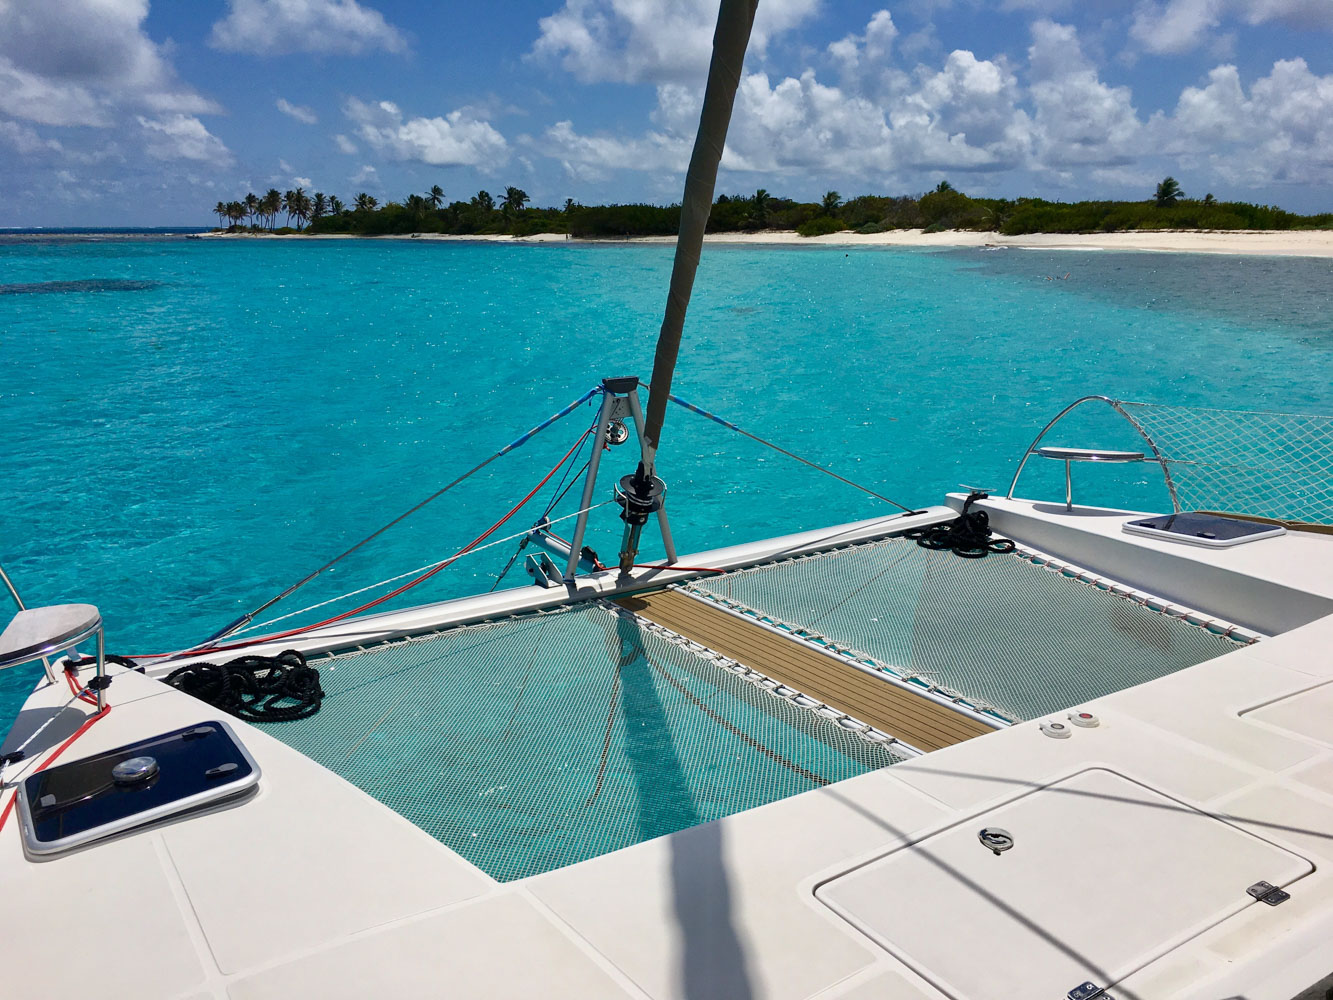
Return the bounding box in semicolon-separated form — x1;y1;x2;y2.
209;177;1333;238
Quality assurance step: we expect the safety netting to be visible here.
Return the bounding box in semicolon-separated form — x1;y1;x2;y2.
1114;401;1333;525
272;602;903;882
685;536;1245;722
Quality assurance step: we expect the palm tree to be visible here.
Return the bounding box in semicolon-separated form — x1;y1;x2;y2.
1203;192;1216;206
935;179;956;193
286;187;309;230
354;192;377;212
821;190;841;216
1155;176;1183;207
244;192;259;228
262;189;282;229
427;185;444;210
213;201;227;228
564;198;576;214
752;188;770;226
406;193;428;228
472;190;494;213
312;192;327;223
226;201;246;228
329;195;345;215
502;186;529;212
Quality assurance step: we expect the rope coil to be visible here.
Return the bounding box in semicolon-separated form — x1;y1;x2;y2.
165;650;324;722
904;492;1015;559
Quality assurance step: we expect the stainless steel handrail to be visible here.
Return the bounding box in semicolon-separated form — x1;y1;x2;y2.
0;560;58;684
1006;395;1181;511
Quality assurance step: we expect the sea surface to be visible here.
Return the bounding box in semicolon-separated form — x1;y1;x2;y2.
2;235;1331;720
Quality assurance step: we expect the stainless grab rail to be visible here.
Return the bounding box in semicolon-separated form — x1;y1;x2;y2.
1005;395;1181;511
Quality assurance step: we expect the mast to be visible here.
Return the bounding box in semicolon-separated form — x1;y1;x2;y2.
617;0;760;570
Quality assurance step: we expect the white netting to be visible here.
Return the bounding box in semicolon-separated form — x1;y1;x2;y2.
270;604;902;881
687;537;1243;721
1116;401;1333;524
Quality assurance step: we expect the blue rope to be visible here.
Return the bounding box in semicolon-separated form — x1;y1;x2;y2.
500;387;602;455
666;393;741;432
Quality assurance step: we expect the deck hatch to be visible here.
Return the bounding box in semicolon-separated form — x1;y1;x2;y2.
17;720;259;856
816;768;1312;1000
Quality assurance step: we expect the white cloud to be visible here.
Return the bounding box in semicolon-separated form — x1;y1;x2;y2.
334;133;359;154
210;0;407;56
0;0;216;126
530;0;819;84
276;98;317;124
351;164;378;185
1129;0;1225;54
724;71;893;174
538;46;1032;187
1027;20;1140;167
293;175;313;187
0;120;63;155
535;119;690;181
137;114;232;163
0;59;106;127
891;51;1031;170
1153;58;1333;186
344;98;508;167
828;10;898;77
1130;0;1333;55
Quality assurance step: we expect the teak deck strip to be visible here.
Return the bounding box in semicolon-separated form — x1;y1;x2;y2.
616;589;995;753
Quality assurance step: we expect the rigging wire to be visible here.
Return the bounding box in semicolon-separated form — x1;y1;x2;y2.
0;697;112;837
487;537;530;593
131;426;599;661
236;498;616;634
133;429;600;660
491;418;601;592
652;384;921;515
199;385;603;647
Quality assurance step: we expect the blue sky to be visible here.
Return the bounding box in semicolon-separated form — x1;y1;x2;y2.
2;0;1332;226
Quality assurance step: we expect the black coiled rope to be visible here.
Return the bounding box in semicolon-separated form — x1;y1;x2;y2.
64;653;144;673
905;491;1016;559
165;649;324;722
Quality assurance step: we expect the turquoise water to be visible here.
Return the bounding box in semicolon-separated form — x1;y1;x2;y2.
2;238;1332;722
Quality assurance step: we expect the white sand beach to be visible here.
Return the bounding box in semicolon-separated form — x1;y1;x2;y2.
630;228;1333;256
199;228;1333;256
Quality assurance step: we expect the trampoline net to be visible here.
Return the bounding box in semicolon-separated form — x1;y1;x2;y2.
687;536;1243;721
272;603;903;882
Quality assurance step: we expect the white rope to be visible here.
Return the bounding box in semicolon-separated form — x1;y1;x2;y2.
231;500;618;637
0;689;86;787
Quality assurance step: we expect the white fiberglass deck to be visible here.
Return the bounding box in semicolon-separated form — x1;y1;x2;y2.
3;500;1333;1000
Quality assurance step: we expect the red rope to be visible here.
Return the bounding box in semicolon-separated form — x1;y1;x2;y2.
133;428;594;661
0;703;112;837
64;665;99;706
633;563;726;574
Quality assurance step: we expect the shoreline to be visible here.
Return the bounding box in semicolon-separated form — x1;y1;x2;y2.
194;227;1333;257
8;226;1324;256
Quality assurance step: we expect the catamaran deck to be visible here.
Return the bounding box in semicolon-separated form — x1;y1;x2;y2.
3;496;1333;999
